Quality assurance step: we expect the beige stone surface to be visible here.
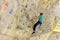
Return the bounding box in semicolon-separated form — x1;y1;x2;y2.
0;0;60;40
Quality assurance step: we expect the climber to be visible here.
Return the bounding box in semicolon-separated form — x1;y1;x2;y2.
32;13;44;34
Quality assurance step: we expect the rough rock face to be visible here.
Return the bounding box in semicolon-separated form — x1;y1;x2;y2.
0;0;60;40
30;0;60;40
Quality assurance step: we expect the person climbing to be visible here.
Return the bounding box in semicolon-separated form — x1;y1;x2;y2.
32;13;44;34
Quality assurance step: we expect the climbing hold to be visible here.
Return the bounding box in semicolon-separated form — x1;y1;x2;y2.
16;25;20;29
20;9;23;12
16;25;23;30
28;25;31;28
7;25;11;29
27;0;28;2
35;15;38;19
9;9;13;16
13;37;18;40
32;4;35;6
25;4;28;8
3;2;8;9
16;0;20;6
26;16;29;19
23;22;24;25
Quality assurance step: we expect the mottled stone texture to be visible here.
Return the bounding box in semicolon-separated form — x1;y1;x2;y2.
0;0;59;40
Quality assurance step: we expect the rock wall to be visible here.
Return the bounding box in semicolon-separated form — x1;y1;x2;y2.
0;0;59;40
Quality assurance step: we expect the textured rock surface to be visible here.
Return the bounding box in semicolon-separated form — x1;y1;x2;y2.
0;0;60;40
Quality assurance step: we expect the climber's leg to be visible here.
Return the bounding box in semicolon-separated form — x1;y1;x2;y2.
32;21;40;34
